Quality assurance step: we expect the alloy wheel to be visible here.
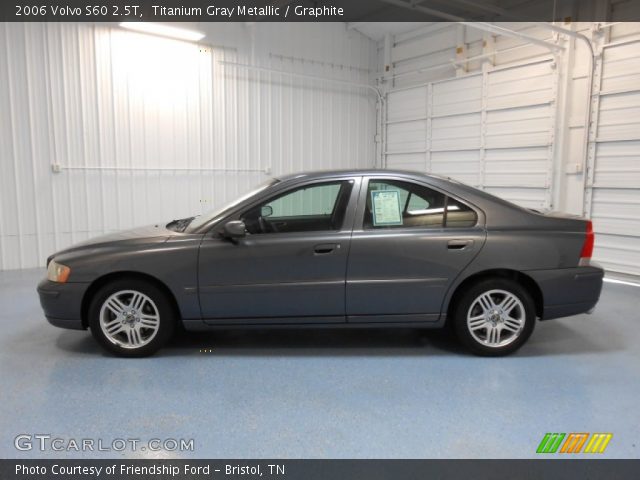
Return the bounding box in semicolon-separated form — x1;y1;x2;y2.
99;290;160;349
466;289;525;348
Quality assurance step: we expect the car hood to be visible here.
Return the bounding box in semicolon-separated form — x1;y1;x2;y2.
51;224;172;259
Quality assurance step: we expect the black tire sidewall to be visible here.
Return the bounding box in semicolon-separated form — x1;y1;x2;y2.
88;278;175;357
453;278;536;356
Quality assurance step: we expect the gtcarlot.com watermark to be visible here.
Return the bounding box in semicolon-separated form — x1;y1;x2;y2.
15;434;195;453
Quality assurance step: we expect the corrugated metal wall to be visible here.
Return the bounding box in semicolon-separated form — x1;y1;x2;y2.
584;24;640;279
0;22;376;270
384;58;558;209
3;20;639;278
380;22;640;279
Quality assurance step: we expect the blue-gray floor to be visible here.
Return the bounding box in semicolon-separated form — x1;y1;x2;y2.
0;268;638;459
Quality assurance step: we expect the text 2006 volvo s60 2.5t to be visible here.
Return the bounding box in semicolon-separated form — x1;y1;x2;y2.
38;170;604;357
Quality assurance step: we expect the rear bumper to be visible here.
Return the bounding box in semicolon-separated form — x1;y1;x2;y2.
526;265;604;320
37;278;89;330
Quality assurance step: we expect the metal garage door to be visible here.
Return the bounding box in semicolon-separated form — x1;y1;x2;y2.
585;38;640;279
384;58;558;210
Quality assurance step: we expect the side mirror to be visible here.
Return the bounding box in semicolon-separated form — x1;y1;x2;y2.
261;205;273;218
223;220;246;239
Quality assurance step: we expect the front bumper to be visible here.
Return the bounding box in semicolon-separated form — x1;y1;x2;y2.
37;279;90;330
526;265;604;320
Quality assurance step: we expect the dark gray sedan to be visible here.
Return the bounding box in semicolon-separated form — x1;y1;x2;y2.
38;169;603;357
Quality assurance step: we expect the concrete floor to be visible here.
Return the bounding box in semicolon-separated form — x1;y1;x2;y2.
0;268;638;459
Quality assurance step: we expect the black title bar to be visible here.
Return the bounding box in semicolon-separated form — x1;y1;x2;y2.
2;0;640;22
2;459;640;480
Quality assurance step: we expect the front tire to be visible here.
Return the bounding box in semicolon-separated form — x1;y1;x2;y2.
88;278;175;357
452;278;536;356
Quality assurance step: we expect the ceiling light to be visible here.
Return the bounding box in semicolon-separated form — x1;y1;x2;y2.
119;22;205;42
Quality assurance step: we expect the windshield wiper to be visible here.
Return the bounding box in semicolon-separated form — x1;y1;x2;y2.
166;217;195;232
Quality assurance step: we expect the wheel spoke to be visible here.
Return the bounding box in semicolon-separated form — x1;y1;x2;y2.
478;294;495;313
500;295;519;314
489;327;495;344
129;292;146;312
486;326;500;345
503;317;522;332
105;319;125;336
105;297;127;316
126;328;142;346
139;315;159;329
501;322;519;333
468;316;487;330
103;317;121;328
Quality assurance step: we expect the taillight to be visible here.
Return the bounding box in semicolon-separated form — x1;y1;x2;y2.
579;220;594;266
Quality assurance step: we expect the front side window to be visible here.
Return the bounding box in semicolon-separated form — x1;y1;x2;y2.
242;180;353;234
364;179;476;229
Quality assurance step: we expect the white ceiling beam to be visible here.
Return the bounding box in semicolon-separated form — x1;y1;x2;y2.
380;1;564;53
460;22;564;52
394;22;453;45
534;22;587;41
217;60;383;101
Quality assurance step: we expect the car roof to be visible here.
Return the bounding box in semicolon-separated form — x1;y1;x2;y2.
276;168;452;183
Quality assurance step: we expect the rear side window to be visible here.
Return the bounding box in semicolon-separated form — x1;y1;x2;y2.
364;180;477;229
445;197;477;228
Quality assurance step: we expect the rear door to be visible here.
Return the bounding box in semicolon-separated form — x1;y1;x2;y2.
346;176;486;322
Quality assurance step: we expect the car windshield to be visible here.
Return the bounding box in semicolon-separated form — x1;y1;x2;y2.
183;179;280;232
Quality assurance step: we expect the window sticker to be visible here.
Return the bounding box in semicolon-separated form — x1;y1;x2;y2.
371;190;403;226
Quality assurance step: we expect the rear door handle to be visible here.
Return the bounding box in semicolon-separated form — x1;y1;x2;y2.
448;239;474;250
314;243;340;255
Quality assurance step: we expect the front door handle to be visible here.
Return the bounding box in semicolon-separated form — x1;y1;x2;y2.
314;243;340;255
447;239;474;250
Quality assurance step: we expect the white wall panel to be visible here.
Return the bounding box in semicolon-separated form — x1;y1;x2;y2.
431;113;481;151
380;22;640;278
484;147;549;188
483;187;547;208
383;153;425;171
391;27;455;64
599;41;640;93
592;141;640;188
386;87;426;121
485;105;552;149
384;58;556;211
430;150;480;186
586;30;640;278
432;75;482;116
0;22;376;270
483;60;556;209
596;93;640;142
486;62;555;110
387;121;427;153
392;49;456;88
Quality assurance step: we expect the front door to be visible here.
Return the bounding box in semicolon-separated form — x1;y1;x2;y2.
198;177;359;323
346;177;486;322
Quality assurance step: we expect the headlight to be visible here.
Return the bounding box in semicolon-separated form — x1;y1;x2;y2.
47;260;71;283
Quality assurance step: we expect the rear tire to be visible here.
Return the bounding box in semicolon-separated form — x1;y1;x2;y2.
88;278;175;357
452;278;536;356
